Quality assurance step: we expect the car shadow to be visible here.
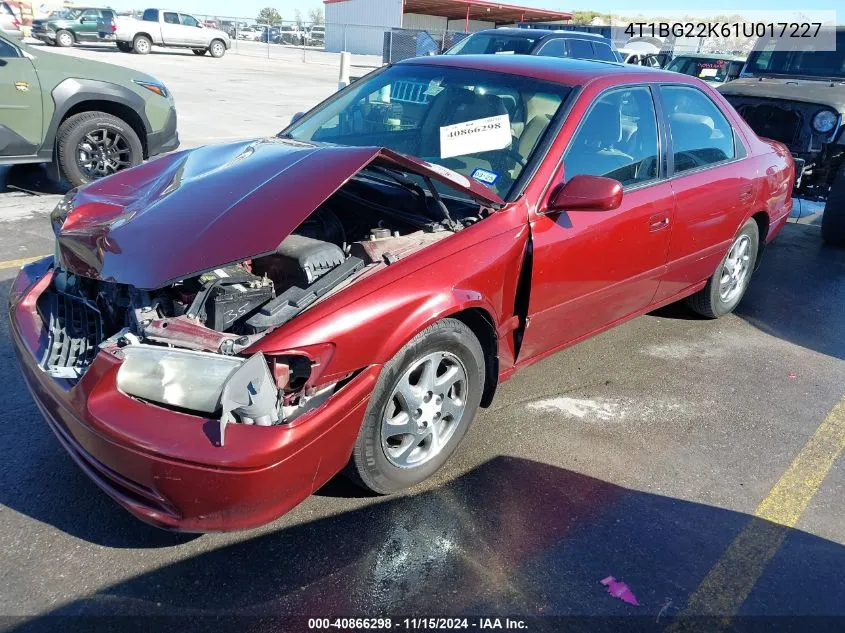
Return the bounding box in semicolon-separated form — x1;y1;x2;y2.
647;223;845;360
6;455;845;631
0;164;69;195
735;223;845;360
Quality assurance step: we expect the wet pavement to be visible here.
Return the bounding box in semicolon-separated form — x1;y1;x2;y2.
0;210;843;630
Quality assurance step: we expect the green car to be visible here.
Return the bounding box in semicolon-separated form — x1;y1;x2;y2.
0;31;178;187
31;7;116;48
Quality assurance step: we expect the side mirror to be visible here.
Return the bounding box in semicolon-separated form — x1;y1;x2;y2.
547;174;623;212
290;111;305;124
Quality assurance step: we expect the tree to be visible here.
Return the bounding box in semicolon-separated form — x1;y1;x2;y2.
294;8;303;29
308;7;323;25
256;7;281;25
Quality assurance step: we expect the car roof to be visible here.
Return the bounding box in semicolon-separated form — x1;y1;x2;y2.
471;27;611;43
399;54;676;86
672;52;746;62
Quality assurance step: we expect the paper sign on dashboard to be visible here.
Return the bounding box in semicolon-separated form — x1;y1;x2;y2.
439;114;511;159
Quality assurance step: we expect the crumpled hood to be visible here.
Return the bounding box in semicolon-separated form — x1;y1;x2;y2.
55;138;503;289
719;77;845;112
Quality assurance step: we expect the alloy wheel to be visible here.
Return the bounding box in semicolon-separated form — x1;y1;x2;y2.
76;128;132;180
719;234;752;303
57;32;72;46
381;351;468;468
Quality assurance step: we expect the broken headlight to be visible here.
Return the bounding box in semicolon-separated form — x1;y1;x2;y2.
50;188;77;235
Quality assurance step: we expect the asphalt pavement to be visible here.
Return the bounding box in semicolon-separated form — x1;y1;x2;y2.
0;38;843;632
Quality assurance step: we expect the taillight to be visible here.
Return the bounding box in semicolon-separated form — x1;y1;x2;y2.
12;18;19;28
111;22;116;32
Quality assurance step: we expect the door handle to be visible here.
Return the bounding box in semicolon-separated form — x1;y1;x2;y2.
648;213;670;231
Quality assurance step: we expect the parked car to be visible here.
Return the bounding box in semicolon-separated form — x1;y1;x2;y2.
0;1;22;40
718;27;845;246
257;25;280;43
276;24;307;45
308;24;324;46
99;8;231;57
31;6;115;47
237;25;262;40
666;53;745;87
618;48;666;67
444;28;619;62
11;56;792;531
0;31;177;187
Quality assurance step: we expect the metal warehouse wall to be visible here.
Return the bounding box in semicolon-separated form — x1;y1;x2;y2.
325;0;403;54
402;13;494;32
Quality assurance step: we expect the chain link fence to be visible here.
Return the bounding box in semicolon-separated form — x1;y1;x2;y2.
108;13;475;72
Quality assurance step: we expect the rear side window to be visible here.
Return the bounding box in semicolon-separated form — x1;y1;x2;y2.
142;9;158;21
0;2;14;15
536;38;566;58
567;39;594;60
163;12;179;24
661;85;735;173
592;43;617;62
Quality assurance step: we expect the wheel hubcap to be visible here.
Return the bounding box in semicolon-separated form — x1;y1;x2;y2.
719;234;752;303
381;351;468;468
76;128;131;180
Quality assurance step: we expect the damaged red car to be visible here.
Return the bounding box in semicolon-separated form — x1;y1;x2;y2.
10;55;793;531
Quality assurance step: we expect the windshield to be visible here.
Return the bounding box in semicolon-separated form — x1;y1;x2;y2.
283;64;572;200
745;29;845;78
49;8;82;19
445;33;539;56
667;57;740;82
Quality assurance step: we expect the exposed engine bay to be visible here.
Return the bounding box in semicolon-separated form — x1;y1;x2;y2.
39;166;487;441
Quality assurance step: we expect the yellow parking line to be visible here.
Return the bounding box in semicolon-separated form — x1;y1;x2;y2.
0;255;48;271
667;396;845;631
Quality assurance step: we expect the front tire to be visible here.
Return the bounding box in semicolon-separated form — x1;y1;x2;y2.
821;165;845;248
208;39;226;58
686;219;760;318
56;111;143;188
132;34;152;54
55;30;74;47
347;318;485;494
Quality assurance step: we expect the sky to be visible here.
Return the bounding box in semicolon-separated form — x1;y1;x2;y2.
101;0;838;24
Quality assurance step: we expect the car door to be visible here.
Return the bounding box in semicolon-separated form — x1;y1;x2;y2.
0;36;41;156
652;84;755;303
179;14;204;46
76;8;100;41
160;11;186;45
519;85;675;361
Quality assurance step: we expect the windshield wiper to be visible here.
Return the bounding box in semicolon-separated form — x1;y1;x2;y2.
365;165;427;199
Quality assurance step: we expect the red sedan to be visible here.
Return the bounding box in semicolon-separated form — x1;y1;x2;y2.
9;55;793;531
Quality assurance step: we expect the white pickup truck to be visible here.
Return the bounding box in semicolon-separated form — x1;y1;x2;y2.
98;8;231;57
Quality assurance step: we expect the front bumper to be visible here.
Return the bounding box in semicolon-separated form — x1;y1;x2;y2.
146;106;179;158
9;261;377;532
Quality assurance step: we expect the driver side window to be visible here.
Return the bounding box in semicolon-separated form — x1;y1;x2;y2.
563;86;659;187
180;14;199;27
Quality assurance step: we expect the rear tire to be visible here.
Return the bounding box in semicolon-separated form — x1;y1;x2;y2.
56;111;143;188
208;39;226;58
192;48;206;55
55;30;74;47
821;165;845;248
686;219;760;318
347;318;485;494
132;34;152;54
